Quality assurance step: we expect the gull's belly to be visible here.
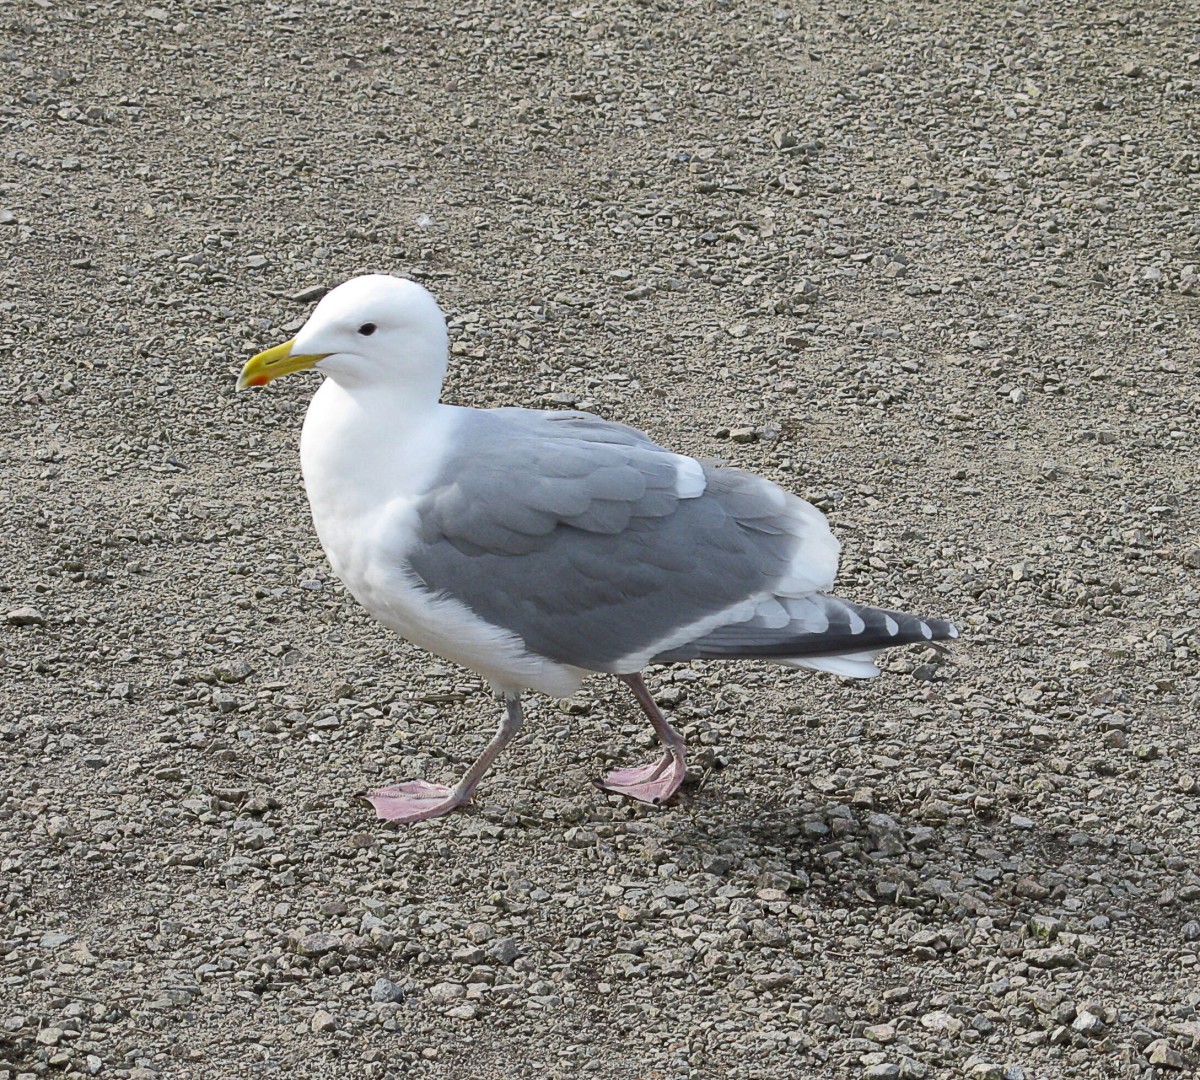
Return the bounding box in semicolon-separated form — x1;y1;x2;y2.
299;387;585;696
312;500;587;698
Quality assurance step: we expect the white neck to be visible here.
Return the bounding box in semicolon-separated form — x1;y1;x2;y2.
300;370;460;540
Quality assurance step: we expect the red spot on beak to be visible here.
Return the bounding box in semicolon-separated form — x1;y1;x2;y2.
248;376;269;387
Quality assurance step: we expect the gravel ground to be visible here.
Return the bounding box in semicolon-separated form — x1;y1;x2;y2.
3;1;1199;1077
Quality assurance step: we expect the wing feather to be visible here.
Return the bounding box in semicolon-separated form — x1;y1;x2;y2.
406;408;839;670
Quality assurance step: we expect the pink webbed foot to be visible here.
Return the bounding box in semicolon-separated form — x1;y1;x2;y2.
593;750;687;805
595;674;691;806
361;696;527;826
361;780;470;824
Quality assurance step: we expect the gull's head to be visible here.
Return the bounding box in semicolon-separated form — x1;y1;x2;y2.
237;274;449;393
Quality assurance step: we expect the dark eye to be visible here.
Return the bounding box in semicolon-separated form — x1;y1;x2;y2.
358;322;377;336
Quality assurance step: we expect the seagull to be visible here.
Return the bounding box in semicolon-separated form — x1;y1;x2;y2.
237;275;958;824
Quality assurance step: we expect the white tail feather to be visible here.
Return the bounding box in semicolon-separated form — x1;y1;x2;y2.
781;649;883;678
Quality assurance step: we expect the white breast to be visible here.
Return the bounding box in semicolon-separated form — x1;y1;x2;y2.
298;381;586;697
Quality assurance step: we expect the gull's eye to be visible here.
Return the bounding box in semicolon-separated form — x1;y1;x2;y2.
358;322;377;336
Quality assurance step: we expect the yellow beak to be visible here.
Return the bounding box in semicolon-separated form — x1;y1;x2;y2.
236;339;329;390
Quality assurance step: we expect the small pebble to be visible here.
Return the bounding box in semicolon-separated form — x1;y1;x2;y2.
1147;1040;1184;1069
6;606;45;626
310;1010;336;1033
427;982;466;1006
370;978;405;1004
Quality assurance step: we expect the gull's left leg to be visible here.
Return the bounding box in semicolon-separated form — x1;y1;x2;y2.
363;695;524;824
593;673;688;805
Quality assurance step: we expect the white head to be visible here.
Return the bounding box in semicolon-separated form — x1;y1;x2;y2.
237;274;449;398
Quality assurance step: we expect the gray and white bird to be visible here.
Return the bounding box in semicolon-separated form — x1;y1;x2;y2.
237;275;957;823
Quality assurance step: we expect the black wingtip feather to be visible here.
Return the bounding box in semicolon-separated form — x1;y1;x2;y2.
653;597;959;664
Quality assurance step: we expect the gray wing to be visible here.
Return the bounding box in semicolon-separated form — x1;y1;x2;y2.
405;408;839;672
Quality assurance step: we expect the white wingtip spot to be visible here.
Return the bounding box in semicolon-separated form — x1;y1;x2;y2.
883;615;899;636
948;623;959;639
755;597;791;629
847;611;866;634
787;595;829;635
673;456;707;498
920;621;933;639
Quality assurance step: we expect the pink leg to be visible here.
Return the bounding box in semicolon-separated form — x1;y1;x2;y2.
362;696;523;824
594;674;688;805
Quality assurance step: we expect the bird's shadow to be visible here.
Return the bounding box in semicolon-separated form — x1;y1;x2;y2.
650;784;1181;936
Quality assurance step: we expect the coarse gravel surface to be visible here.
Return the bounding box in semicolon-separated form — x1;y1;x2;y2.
2;1;1200;1078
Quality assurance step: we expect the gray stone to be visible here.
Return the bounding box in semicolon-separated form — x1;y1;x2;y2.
488;938;520;965
969;1066;1005;1080
214;659;254;683
428;981;466;1006
920;1010;964;1035
39;931;75;948
863;1065;901;1080
295;932;343;957
310;1009;336;1033
370;977;404;1004
864;1060;902;1080
6;606;45;626
1147;1040;1184;1069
